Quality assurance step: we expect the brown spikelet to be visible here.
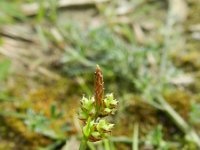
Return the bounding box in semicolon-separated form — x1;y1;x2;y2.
94;65;104;107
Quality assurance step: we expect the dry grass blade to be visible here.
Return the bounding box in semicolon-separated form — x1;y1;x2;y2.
133;23;145;44
22;0;110;16
168;0;188;23
0;25;36;43
170;74;194;85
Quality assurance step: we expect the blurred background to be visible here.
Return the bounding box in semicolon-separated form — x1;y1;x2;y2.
0;0;200;149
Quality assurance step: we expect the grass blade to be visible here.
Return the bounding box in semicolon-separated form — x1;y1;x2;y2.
132;123;139;150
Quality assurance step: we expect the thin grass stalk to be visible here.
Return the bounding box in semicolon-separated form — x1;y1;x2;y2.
157;95;200;148
132;123;139;150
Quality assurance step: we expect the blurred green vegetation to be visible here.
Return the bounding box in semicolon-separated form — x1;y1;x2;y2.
0;0;200;150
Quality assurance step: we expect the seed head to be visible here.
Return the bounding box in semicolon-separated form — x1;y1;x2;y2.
94;65;104;107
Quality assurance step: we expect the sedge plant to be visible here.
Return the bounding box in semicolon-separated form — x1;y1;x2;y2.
78;65;118;150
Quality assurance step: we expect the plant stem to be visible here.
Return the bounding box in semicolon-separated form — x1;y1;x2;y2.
157;95;200;148
132;123;139;150
79;138;87;150
104;139;110;150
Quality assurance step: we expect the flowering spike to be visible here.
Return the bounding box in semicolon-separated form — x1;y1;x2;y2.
94;65;104;107
79;65;118;145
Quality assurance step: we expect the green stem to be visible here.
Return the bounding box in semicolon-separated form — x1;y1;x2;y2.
132;123;139;150
79;138;87;150
104;139;110;150
157;95;200;148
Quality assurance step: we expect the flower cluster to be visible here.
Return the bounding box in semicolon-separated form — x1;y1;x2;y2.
100;94;118;117
79;93;118;142
79;65;118;142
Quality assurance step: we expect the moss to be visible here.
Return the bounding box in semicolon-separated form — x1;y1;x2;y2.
164;90;192;120
0;116;51;150
0;76;80;149
114;91;195;144
172;51;200;71
172;0;200;72
114;95;158;139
